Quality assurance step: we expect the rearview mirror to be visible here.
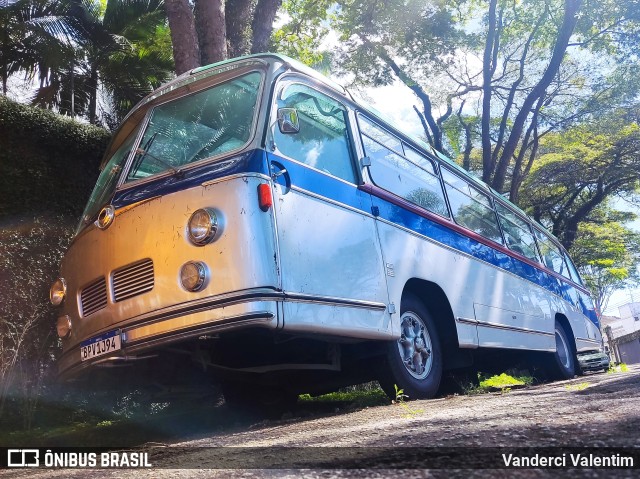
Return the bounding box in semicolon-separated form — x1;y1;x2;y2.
277;108;300;134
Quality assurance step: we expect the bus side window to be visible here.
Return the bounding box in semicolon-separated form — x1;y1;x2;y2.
495;203;540;262
359;116;448;217
440;168;504;244
564;252;584;285
534;229;570;278
274;83;356;183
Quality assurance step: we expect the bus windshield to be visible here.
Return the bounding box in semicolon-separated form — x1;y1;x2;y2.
76;71;262;234
125;71;262;182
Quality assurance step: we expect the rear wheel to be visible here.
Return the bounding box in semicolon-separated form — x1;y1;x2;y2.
380;294;442;400
548;322;576;380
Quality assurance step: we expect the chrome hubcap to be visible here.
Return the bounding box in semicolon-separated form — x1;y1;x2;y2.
397;312;433;379
555;328;570;369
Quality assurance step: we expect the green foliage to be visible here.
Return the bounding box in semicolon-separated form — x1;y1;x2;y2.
0;0;81;93
521;108;640;250
570;220;640;309
333;0;462;87
0;217;75;429
298;386;389;409
0;96;110;218
2;0;174;125
272;0;334;67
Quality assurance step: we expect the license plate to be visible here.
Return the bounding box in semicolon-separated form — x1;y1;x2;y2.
80;330;122;361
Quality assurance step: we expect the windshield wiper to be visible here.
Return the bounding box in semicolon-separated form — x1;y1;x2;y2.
133;147;183;178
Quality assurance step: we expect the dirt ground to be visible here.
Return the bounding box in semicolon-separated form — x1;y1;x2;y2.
2;366;639;478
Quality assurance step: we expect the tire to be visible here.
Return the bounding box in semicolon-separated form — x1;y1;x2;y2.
380;294;443;400
548;322;576;380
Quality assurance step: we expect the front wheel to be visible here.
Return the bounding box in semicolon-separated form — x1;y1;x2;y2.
380;294;442;400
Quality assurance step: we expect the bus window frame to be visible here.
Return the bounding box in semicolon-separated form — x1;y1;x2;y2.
269;75;362;187
493;199;542;263
115;66;268;191
356;113;450;219
439;165;505;246
532;226;574;280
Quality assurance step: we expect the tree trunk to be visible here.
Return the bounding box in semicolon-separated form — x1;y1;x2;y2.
195;0;227;65
2;25;7;95
88;62;98;124
490;0;582;193
481;0;498;184
165;0;201;74
250;0;282;54
226;0;254;57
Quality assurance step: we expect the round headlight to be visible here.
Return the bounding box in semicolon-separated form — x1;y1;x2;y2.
50;277;67;306
96;205;115;230
187;208;219;245
180;261;208;292
56;315;72;339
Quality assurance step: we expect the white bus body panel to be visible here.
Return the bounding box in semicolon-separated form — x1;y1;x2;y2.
373;217;596;352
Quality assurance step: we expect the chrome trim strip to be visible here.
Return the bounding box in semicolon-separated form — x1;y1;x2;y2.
456;317;478;325
475;320;554;337
576;337;600;343
201;172;271;187
284;292;387;310
114;196;162;216
124;311;274;346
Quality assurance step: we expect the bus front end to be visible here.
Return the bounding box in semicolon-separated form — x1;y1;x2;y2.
51;59;281;385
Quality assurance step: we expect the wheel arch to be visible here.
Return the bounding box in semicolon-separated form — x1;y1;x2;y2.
402;278;472;370
555;312;578;356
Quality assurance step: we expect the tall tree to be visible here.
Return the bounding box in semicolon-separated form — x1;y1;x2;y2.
164;0;285;74
333;0;640;203
521;109;640;250
570;219;640;311
0;0;80;95
32;0;174;124
333;0;464;153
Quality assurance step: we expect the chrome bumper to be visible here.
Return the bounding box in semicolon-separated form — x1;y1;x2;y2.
58;289;281;381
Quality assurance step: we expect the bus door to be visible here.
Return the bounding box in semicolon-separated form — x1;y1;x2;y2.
267;79;391;338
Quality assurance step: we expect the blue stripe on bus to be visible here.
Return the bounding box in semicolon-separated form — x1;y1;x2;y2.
111;149;269;208
109;147;598;326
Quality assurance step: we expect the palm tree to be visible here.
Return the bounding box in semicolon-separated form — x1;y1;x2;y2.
32;0;174;124
0;0;81;95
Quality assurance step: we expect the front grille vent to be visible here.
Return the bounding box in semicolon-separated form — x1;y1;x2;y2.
80;277;107;316
112;259;154;302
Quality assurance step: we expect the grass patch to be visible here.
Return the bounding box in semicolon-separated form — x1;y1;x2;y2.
608;363;628;373
565;382;590;391
475;371;534;393
299;384;389;409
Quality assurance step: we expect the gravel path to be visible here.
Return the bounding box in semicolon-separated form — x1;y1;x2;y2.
3;366;639;478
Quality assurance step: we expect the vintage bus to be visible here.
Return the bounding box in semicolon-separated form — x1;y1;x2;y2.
50;53;602;407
